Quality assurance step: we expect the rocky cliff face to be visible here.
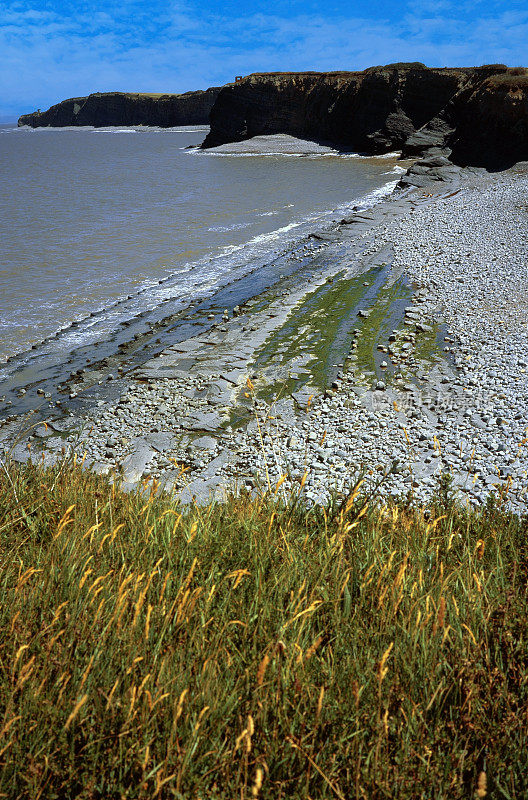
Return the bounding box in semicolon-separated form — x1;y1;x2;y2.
21;66;528;167
202;64;470;152
202;64;528;169
18;88;222;128
404;67;528;168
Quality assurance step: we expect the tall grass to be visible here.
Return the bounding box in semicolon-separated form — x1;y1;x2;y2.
0;459;526;798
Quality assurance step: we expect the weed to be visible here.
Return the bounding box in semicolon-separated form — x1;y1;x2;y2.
0;459;526;798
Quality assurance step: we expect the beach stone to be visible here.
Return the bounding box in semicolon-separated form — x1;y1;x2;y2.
34;424;54;438
189;435;218;452
144;432;176;452
181;410;222;432
220;369;246;384
199;451;230;478
175;476;226;506
10;442;34;464
120;438;156;483
292;387;317;408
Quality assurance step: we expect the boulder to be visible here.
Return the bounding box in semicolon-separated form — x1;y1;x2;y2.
120;438;156;483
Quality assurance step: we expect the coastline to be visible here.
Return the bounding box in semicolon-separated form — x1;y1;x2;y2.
234;164;528;513
1;158;527;513
0;125;400;363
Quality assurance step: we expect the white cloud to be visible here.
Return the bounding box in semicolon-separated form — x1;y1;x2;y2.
1;0;527;117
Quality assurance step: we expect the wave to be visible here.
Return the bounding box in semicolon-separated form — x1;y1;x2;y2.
384;165;406;175
93;129;136;134
195;147;404;161
0;173;398;373
207;222;254;232
195;151;314;158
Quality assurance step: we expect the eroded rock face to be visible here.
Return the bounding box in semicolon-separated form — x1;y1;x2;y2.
202;64;528;169
403;66;528;168
19;64;528;167
18;87;222;128
202;64;471;152
448;71;528;168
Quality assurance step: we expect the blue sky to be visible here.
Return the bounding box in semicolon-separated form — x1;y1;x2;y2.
1;0;528;118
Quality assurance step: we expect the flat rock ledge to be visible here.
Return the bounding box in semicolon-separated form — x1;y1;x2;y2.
1;165;527;513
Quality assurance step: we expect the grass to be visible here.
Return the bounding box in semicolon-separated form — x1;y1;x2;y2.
0;458;527;798
485;71;528;90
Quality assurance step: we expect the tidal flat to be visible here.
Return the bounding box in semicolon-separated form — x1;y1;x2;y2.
1;160;527;513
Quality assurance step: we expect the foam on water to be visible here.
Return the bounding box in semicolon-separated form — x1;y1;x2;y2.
0;126;402;373
207;222;254;232
0;175;400;381
94;129;137;134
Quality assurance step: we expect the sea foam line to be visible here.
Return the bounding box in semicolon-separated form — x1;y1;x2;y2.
0;175;399;369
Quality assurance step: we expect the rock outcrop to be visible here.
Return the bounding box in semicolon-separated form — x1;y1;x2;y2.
21;65;528;168
202;64;528;169
18;87;222;128
202;64;468;153
404;67;528;169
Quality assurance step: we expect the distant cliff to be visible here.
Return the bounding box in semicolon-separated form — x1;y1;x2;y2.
202;64;528;169
20;66;528;168
202;65;470;151
18;87;222;128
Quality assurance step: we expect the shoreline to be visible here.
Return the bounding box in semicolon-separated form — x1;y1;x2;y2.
0;129;401;366
234;164;528;512
1;162;527;512
0;145;402;379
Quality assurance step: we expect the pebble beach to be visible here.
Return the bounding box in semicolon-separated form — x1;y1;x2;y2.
235;166;528;512
2;161;528;513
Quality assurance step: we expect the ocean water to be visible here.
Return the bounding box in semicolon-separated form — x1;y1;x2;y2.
0;124;402;361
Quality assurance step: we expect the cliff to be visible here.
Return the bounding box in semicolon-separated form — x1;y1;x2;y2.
20;65;528;168
202;64;528;169
403;67;528;168
18;87;222;128
202;64;470;152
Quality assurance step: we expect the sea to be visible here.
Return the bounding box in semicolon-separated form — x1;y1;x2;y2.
0;123;403;363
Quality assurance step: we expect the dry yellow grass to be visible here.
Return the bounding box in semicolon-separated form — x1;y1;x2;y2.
0;458;526;798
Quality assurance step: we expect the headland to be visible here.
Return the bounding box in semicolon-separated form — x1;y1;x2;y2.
18;87;222;128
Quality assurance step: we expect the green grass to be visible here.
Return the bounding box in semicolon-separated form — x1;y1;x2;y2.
0;459;527;798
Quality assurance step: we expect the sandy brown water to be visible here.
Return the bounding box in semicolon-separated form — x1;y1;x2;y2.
0;125;401;362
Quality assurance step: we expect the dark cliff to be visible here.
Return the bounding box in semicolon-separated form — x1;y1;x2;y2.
202;64;470;152
202;64;528;169
403;67;528;168
18;87;222;128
